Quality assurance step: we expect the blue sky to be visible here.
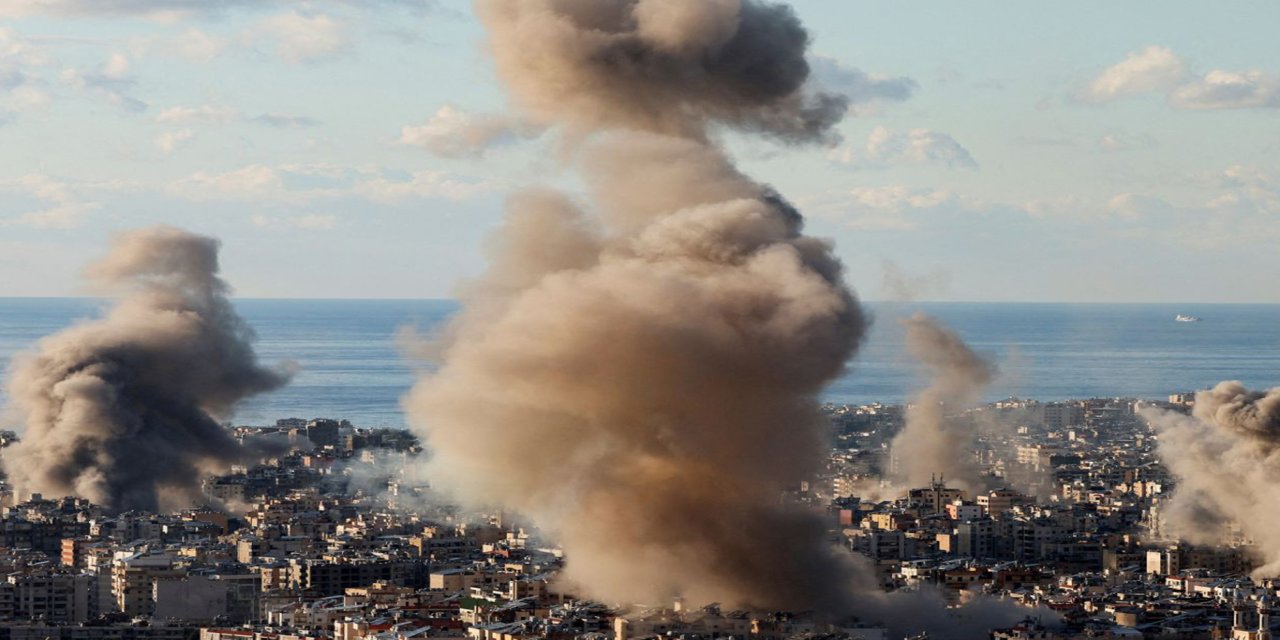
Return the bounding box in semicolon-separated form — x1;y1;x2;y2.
2;1;1279;302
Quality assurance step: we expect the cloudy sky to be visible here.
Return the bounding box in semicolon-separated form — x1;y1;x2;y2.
2;1;1278;302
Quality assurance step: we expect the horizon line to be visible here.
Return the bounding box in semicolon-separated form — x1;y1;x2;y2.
2;295;1279;306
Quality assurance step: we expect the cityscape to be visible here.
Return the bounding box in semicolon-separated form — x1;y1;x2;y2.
3;0;1279;639
0;392;1274;639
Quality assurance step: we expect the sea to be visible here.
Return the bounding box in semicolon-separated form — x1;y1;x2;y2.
0;298;1276;429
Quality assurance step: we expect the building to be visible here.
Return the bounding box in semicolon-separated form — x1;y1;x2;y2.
907;479;966;515
946;500;984;522
306;419;342;448
1039;402;1085;430
1146;545;1252;577
955;519;997;558
112;552;183;617
978;489;1026;518
4;573;93;623
1231;597;1273;640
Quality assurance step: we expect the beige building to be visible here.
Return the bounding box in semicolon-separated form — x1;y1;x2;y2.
112;552;183;616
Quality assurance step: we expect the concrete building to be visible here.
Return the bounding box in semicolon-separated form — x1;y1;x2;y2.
4;573;93;623
112;552;183;617
978;488;1025;518
907;479;966;515
955;519;997;558
306;419;342;449
946;500;984;522
1146;545;1252;577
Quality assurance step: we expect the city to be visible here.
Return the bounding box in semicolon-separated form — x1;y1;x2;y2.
0;394;1269;640
3;0;1279;638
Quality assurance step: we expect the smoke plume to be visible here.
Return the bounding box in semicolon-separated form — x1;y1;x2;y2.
1144;381;1280;576
475;0;849;144
2;226;290;513
405;0;864;614
888;314;997;494
406;2;1040;634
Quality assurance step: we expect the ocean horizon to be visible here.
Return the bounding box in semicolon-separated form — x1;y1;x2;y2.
2;297;1277;429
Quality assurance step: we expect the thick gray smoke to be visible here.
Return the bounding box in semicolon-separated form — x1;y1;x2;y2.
474;0;848;144
886;314;997;494
2;226;290;513
1144;381;1280;576
406;1;1038;633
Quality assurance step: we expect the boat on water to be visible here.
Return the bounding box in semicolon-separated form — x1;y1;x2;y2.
1175;314;1201;322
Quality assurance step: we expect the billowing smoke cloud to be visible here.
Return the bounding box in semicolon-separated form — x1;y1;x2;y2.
1193;381;1280;441
405;0;864;614
1144;381;1280;576
2;226;290;513
474;0;850;144
888;314;997;494
406;1;1038;633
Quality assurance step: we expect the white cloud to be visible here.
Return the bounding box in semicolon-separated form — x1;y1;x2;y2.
0;174;101;229
252;213;338;230
253;112;319;128
842;186;955;212
171;163;494;204
156;104;237;124
808;56;917;107
830;126;977;169
1;27;54;118
154;128;194;153
102;52;130;79
8;84;51;109
152;105;318;129
1082;46;1280;110
808;186;1142;232
398;105;538;158
176;165;285;200
1079;45;1186;103
60;52;147;112
1219;164;1276;189
0;202;100;229
803;186;960;231
255;12;349;64
129;28;226;63
289;214;337;229
1105;193;1172;220
1169;69;1280;110
0;27;48;64
0;0;439;19
1214;165;1280;213
1098;131;1157;152
354;169;495;203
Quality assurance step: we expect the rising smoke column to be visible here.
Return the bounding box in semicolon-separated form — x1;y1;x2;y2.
2;226;290;513
888;314;997;494
1144;381;1280;576
406;0;866;613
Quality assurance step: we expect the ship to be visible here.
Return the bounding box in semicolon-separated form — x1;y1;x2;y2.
1175;314;1201;322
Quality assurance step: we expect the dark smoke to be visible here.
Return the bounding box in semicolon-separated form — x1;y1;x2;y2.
2;226;290;513
474;0;849;144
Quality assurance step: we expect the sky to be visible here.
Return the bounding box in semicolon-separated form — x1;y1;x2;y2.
1;1;1279;302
